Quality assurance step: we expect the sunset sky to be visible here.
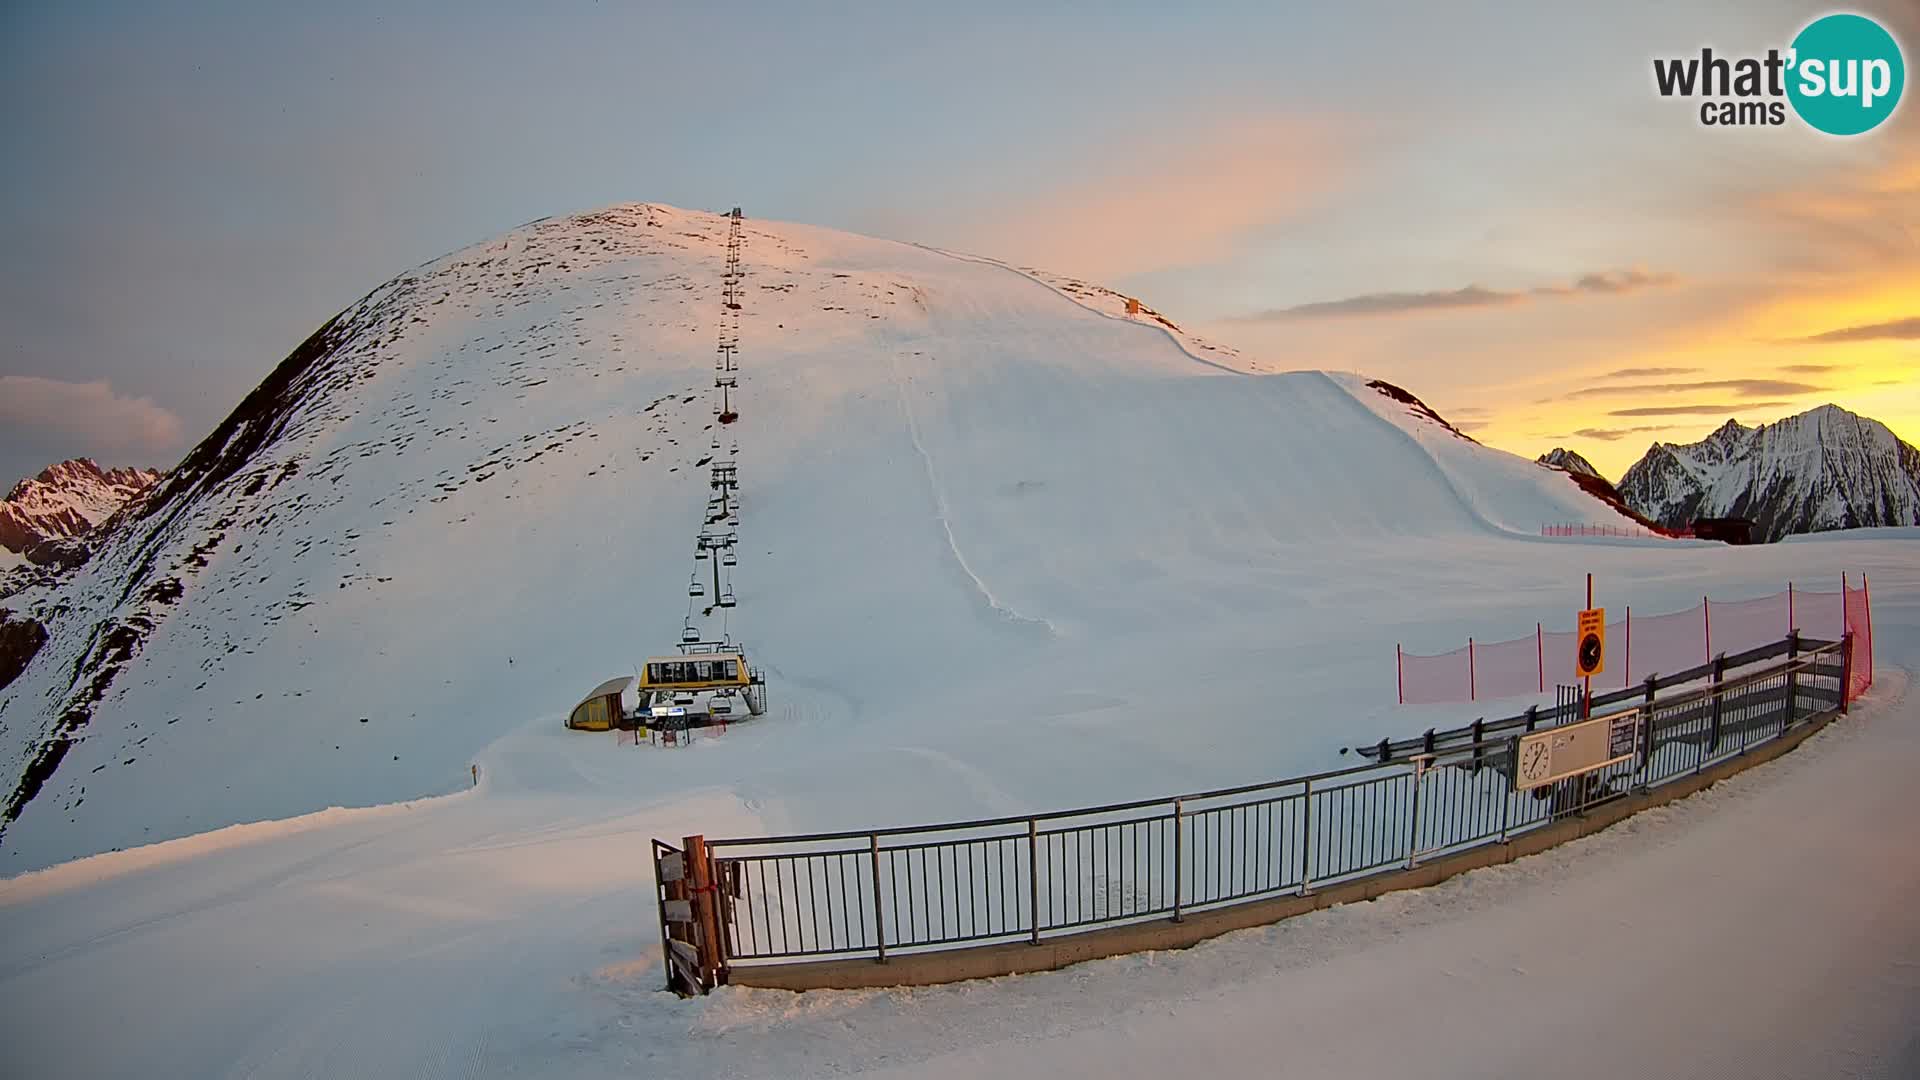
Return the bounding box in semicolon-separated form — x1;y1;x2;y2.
1;1;1913;483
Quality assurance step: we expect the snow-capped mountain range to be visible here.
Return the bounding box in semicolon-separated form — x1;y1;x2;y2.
1618;406;1920;542
0;459;161;560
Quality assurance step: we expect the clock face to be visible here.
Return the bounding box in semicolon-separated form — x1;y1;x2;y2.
1578;633;1604;675
1519;740;1552;785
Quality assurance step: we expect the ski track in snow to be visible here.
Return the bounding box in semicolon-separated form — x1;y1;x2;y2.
885;348;1059;639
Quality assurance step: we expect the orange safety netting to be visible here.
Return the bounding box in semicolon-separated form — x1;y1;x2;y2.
1845;576;1873;701
1397;580;1870;705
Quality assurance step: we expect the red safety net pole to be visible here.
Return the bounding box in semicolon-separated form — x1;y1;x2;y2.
1788;582;1795;635
1396;644;1403;705
1468;638;1476;702
1863;573;1874;692
1536;622;1544;693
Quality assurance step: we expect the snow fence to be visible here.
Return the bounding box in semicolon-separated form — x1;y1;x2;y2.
1397;578;1874;705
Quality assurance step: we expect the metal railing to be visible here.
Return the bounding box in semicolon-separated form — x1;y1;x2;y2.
672;636;1849;981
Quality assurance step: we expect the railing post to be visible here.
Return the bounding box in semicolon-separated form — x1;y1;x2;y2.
1470;719;1485;774
1704;654;1726;764
1172;798;1185;923
1499;740;1515;840
1298;779;1313;894
869;833;887;964
1840;631;1854;713
1782;630;1799;735
1026;817;1041;945
1406;762;1422;869
1640;676;1658;774
1525;705;1538;732
684;834;722;990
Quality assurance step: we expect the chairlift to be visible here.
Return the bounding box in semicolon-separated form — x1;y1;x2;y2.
695;546;709;561
717;589;737;609
722;551;737;567
689;578;706;598
681;622;700;644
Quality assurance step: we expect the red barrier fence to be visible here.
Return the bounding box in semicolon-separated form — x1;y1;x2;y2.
1398;577;1874;705
1540;522;1675;539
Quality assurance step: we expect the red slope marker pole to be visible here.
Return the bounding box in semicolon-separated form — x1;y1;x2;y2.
1863;573;1874;690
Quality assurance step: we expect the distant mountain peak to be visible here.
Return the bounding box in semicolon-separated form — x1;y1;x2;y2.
0;458;163;559
1536;447;1601;479
1619;404;1920;541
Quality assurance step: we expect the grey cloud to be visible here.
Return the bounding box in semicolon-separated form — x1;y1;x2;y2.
1563;379;1824;399
1240;269;1678;320
0;376;184;456
1785;316;1920;344
1609;402;1788;417
1561;425;1678;441
1604;367;1700;378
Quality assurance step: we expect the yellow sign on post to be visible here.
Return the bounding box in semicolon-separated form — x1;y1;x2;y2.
1575;607;1606;677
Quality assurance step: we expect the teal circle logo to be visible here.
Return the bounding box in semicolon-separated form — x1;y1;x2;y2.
1787;13;1905;135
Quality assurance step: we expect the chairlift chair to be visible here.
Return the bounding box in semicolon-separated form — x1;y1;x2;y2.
717;589;737;609
722;551;737;567
681;622;700;644
695;546;709;561
689;578;706;597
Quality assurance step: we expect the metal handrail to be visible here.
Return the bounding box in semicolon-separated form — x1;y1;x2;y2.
670;638;1852;983
708;637;1843;851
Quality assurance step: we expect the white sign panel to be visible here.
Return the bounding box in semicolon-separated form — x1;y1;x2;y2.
1513;709;1640;790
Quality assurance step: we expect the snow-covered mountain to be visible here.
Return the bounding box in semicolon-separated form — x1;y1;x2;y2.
1618;406;1920;542
1537;447;1601;478
0;203;1652;872
0;459;161;559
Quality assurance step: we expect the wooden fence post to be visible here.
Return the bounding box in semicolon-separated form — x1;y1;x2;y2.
684;834;723;989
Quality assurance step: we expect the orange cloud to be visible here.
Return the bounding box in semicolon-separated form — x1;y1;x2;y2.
950;113;1351;279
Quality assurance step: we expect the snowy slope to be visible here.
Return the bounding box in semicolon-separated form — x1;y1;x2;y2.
0;459;160;556
1332;373;1668;537
0;205;1706;871
1620;407;1920;541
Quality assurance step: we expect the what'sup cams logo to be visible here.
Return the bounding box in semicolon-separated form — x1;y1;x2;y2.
1654;12;1905;134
